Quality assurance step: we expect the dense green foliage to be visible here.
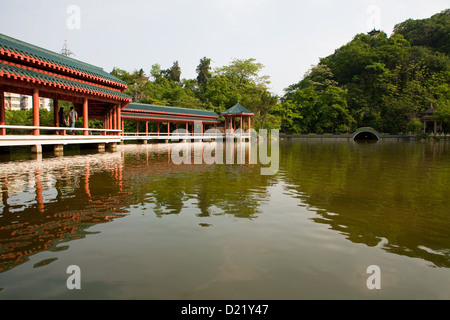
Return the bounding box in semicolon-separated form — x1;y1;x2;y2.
113;10;449;135
4;10;449;135
280;9;450;134
111;57;280;131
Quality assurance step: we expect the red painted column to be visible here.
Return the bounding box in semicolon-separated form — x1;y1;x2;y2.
167;122;170;136
0;90;5;135
83;97;88;136
146;121;148;136
157;122;160;136
248;116;251;130
136;121;139;136
109;110;113;132
54;99;59;127
117;105;121;135
33;89;40;136
112;107;117;131
240;115;243;130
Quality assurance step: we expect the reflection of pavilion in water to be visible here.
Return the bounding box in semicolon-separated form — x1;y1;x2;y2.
0;142;273;273
119;142;271;218
0;153;131;273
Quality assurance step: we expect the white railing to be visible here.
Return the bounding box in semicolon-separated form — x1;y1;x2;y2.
121;130;251;138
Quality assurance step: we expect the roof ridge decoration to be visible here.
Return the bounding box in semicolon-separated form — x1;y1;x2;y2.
0;33;127;87
221;101;254;116
0;60;131;101
125;102;219;117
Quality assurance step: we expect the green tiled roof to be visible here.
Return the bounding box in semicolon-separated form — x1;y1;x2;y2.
124;103;219;118
121;112;220;123
0;61;131;101
222;102;254;115
0;33;126;86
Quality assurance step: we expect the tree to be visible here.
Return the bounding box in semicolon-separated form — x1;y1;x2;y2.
215;58;270;89
163;61;181;83
394;9;450;55
196;57;212;89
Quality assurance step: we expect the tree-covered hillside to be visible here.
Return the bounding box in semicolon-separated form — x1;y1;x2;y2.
279;9;450;134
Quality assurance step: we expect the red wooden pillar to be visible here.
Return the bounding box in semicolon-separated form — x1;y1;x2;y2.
112;106;117;131
109;110;113;132
240;115;243;130
248;116;251;130
33;89;40;136
157;122;160;136
54;99;59;127
0;90;5;135
83;98;88;136
117;105;121;135
136;121;139;136
167;122;170;135
146;121;149;136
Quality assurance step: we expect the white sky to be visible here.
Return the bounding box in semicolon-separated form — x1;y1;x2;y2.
0;0;448;96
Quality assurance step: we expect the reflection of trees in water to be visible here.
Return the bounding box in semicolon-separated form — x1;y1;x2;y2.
0;143;276;273
120;144;275;219
0;154;130;273
280;140;450;268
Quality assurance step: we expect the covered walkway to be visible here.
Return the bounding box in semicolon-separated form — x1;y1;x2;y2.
0;33;256;154
0;32;132;153
121;103;221;140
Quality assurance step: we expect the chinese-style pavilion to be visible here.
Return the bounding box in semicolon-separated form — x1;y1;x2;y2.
221;101;254;132
121;103;220;136
0;33;132;137
421;104;443;134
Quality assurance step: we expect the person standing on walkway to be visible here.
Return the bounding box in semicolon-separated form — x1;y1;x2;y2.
58;107;67;135
68;106;78;135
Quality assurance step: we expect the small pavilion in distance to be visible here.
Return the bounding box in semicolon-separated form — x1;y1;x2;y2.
221;101;254;132
421;104;443;134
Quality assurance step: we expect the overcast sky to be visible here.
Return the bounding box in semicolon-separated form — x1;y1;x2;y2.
0;0;448;96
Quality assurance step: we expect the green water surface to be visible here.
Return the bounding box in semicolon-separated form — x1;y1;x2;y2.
0;140;449;299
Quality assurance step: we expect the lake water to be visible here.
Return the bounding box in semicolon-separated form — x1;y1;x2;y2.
0;139;449;300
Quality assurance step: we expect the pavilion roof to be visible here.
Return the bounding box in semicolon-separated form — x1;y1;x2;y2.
121;112;220;123
0;33;127;89
124;103;219;118
221;102;254;116
0;60;131;102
